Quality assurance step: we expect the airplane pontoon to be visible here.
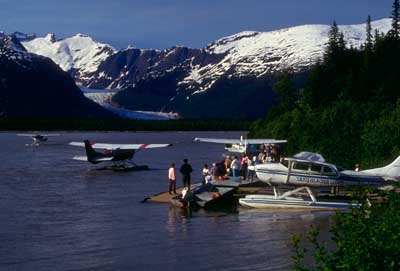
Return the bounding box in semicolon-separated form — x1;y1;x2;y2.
69;140;172;171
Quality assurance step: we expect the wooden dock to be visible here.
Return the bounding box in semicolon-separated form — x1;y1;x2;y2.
145;187;185;203
143;179;268;203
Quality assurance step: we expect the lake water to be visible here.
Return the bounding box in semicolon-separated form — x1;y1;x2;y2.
0;131;333;271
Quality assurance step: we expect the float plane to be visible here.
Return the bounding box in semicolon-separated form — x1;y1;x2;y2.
194;136;287;154
69;140;172;171
17;133;60;146
239;152;400;209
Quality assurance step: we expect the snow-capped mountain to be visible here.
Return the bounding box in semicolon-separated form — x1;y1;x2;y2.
22;33;116;86
182;18;391;93
0;36;116;119
22;18;391;94
18;18;392;119
84;46;220;89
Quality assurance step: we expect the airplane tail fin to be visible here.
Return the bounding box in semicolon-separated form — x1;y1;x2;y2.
84;140;100;163
363;155;400;180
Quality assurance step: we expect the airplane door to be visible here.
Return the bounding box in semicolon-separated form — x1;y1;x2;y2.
291;161;311;185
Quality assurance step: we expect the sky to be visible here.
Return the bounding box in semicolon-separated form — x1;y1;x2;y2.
0;0;395;49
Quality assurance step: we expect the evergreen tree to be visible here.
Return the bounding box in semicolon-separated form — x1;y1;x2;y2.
365;15;373;51
363;15;373;89
326;21;340;57
338;32;346;50
272;73;296;111
390;0;400;38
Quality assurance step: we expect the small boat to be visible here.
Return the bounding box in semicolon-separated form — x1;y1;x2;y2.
171;182;236;209
239;186;360;210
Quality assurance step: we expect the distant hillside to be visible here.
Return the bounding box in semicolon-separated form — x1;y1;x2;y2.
0;36;116;119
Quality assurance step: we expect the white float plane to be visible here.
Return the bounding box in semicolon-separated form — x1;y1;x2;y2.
17;133;60;146
194;136;287;154
252;152;400;187
69;140;172;171
239;152;400;209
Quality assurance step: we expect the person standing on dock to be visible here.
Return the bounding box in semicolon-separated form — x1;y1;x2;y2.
202;164;210;184
231;156;240;177
180;158;193;190
168;163;177;194
241;153;249;181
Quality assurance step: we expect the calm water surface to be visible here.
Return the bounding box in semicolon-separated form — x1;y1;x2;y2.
0;131;333;271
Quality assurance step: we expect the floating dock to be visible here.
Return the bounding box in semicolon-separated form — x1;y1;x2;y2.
144;179;268;203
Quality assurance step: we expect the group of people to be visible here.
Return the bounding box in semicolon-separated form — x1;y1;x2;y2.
167;154;252;195
168;144;284;194
202;153;255;182
257;144;282;163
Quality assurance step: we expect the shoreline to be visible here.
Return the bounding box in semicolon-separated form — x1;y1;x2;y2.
0;119;253;131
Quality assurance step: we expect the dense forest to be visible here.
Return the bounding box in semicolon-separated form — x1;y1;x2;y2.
250;2;400;169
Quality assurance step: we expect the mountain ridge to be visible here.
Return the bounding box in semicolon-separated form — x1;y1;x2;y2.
20;18;391;93
11;18;392;119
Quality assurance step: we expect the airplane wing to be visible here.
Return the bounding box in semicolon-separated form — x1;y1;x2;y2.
17;134;36;137
17;133;60;137
243;139;287;144
69;142;171;150
72;156;113;162
194;137;287;144
293;152;325;162
41;134;60;137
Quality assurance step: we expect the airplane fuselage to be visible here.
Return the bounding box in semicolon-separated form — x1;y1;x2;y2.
110;149;135;162
32;135;48;143
87;149;135;164
254;159;385;187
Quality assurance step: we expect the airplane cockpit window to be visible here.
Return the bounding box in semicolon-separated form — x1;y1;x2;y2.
322;166;335;174
310;164;322;173
293;162;309;171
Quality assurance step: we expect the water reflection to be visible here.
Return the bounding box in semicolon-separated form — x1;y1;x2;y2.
167;206;192;225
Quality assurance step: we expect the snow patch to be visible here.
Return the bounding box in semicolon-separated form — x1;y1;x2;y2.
22;34;116;75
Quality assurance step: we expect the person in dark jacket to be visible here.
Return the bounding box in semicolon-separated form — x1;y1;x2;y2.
180;158;193;189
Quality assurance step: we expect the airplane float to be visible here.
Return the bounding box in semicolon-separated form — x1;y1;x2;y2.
69;140;172;171
17;133;60;146
239;151;400;209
